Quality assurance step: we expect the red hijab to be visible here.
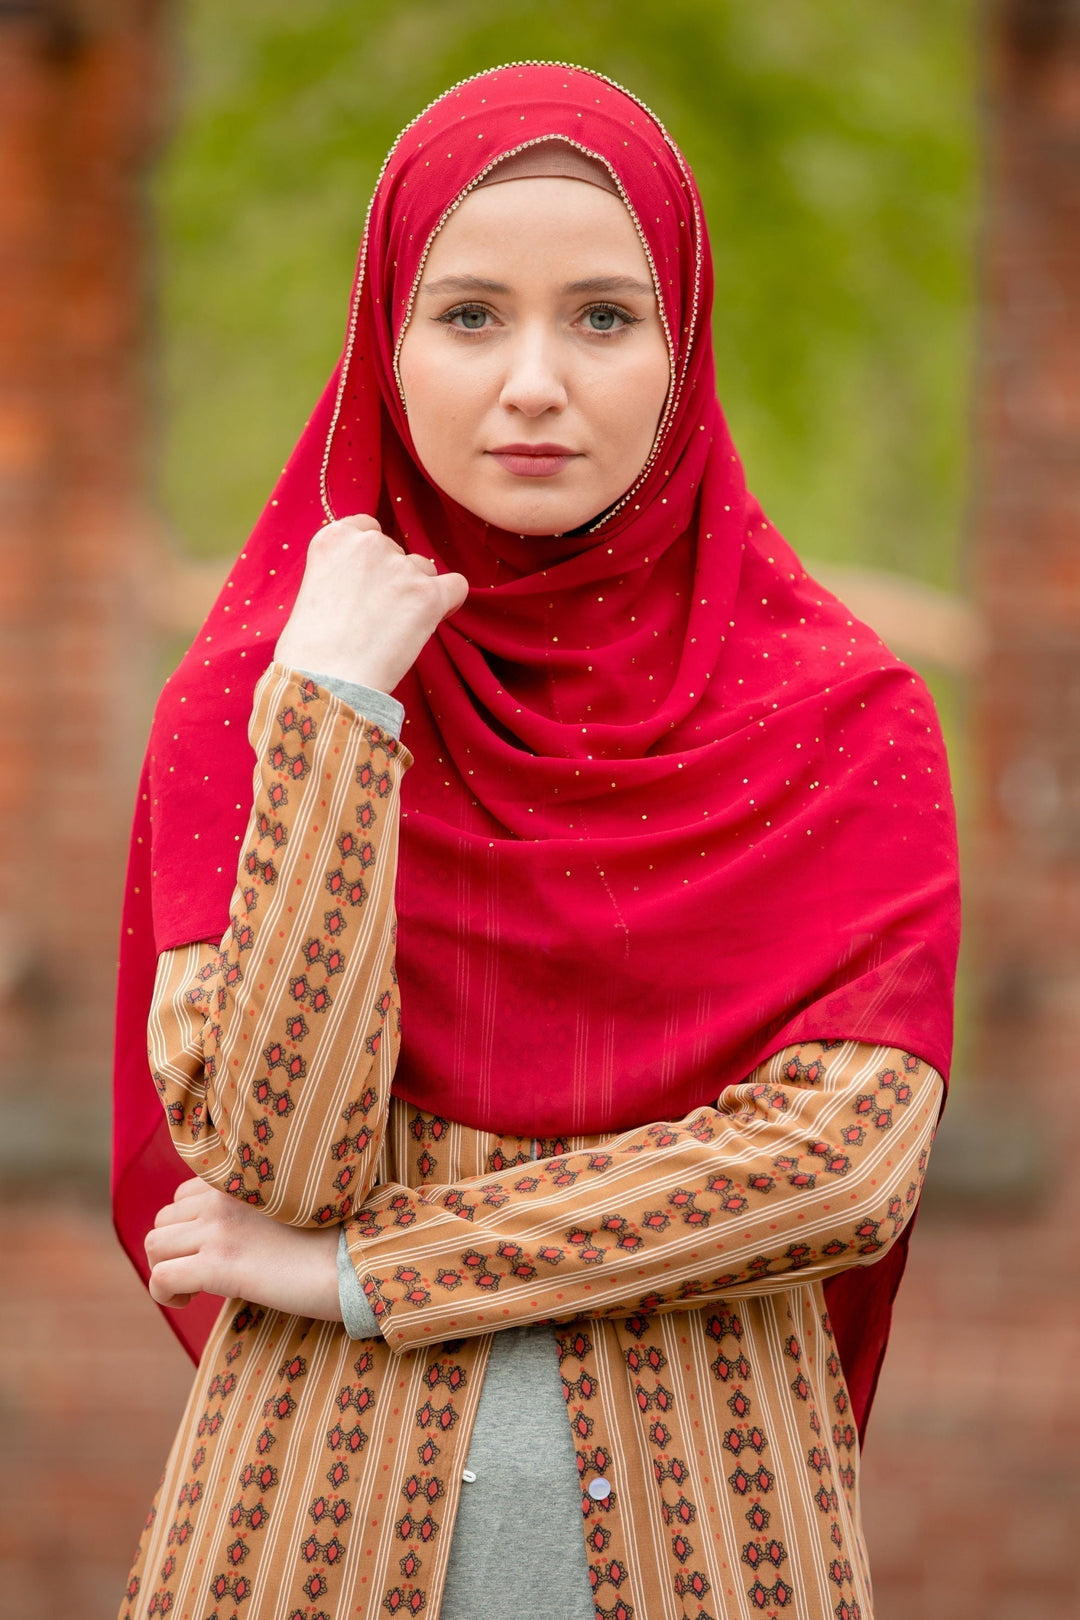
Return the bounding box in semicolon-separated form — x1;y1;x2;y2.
113;63;959;1428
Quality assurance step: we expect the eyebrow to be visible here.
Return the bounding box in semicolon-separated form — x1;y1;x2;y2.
420;273;655;297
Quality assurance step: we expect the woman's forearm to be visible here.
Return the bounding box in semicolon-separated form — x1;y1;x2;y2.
340;1040;942;1349
147;662;409;1227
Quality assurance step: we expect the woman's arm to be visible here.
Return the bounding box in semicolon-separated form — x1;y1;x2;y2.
147;660;410;1227
147;516;467;1232
340;1040;942;1350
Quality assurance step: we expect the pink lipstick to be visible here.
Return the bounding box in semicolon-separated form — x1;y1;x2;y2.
488;442;581;478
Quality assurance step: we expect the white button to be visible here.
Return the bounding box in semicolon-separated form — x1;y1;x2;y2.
462;1469;477;1483
588;1477;612;1500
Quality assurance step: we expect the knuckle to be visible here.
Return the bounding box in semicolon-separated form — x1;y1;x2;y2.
313;515;378;549
346;519;385;550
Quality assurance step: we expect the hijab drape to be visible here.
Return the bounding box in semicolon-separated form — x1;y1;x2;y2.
114;62;959;1428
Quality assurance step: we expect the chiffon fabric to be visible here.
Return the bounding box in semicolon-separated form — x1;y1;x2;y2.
112;62;959;1429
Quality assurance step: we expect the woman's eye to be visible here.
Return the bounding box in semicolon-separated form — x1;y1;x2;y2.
581;304;639;335
441;304;492;331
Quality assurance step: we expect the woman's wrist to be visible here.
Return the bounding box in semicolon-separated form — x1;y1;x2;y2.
296;669;405;740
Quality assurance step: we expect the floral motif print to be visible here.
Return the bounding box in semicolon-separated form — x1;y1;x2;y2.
147;664;409;1227
343;1042;938;1349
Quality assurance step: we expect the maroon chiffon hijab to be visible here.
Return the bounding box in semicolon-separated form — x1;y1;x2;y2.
113;63;960;1430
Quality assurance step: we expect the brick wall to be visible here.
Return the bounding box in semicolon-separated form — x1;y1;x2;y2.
968;0;1080;1110
0;0;168;1184
861;4;1080;1614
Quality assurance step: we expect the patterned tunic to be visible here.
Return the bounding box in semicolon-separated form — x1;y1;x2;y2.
121;665;942;1620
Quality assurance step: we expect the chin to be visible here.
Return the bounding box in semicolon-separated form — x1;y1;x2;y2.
467;488;605;538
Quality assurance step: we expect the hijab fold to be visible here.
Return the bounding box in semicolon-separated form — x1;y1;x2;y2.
113;63;959;1431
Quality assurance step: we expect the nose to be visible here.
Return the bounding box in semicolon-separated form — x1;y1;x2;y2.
497;323;568;418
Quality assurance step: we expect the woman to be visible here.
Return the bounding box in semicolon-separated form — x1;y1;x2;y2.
113;62;959;1620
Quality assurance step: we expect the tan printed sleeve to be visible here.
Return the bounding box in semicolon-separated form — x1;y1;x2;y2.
147;661;411;1227
343;1041;943;1350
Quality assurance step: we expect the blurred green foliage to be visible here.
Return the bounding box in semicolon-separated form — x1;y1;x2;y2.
154;0;977;587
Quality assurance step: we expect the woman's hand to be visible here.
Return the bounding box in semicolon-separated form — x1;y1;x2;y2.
274;513;469;692
145;1176;342;1320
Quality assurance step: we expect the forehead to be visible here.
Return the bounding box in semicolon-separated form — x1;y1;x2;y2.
418;177;654;283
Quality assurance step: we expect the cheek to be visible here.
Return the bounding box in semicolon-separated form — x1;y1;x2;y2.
400;342;487;464
598;351;669;460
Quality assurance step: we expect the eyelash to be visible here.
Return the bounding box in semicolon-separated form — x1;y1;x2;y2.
436;300;643;337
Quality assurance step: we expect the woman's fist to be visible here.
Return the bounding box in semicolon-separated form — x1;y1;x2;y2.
145;1176;341;1320
274;514;468;693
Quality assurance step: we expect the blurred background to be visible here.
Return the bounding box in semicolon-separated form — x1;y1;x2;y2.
1;0;1077;1614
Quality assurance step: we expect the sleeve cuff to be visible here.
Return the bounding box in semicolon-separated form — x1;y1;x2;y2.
299;671;405;741
338;1227;380;1339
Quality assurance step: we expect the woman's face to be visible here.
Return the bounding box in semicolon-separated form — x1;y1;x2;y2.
397;176;671;536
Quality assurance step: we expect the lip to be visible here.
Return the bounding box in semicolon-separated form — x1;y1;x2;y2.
487;442;582;479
